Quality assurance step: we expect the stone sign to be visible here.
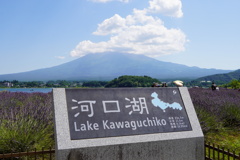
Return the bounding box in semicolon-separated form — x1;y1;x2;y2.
53;87;204;160
65;88;192;140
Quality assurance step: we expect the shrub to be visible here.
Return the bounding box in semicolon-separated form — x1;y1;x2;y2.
0;91;54;153
195;108;223;134
221;105;240;127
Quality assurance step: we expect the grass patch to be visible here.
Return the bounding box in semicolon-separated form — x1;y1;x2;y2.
206;129;240;154
0;118;54;153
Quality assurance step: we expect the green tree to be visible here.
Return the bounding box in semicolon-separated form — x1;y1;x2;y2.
46;81;56;87
82;81;108;87
228;79;240;89
58;80;70;87
105;75;161;88
25;81;44;87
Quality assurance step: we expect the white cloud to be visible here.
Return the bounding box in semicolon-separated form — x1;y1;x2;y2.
147;0;183;18
93;14;126;36
89;0;129;3
71;0;186;57
55;56;66;59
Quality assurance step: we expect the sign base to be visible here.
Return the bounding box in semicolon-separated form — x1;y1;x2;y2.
59;137;204;160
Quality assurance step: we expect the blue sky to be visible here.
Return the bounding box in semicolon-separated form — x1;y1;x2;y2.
0;0;240;75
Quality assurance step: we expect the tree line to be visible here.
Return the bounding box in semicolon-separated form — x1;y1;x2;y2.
1;75;240;89
0;76;160;88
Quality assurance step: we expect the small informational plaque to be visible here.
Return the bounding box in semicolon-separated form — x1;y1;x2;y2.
65;88;192;140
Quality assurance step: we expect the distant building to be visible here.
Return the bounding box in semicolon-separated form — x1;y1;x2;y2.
200;81;211;83
3;82;13;87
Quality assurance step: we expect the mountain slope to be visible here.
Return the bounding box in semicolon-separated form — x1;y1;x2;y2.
0;52;233;81
196;69;240;83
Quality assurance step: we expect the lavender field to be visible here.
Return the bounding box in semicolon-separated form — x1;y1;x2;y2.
0;91;54;153
0;88;240;153
189;88;240;132
189;88;240;153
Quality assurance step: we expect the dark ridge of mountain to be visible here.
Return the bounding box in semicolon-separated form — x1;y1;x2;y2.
0;52;232;81
196;69;240;83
